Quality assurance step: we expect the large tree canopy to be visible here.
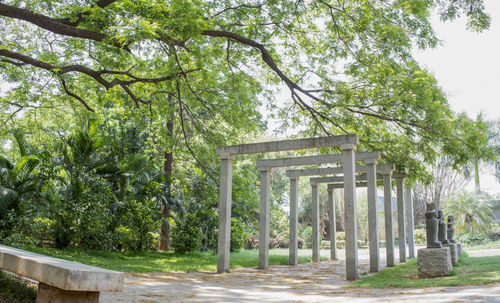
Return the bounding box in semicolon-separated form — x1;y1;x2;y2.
0;0;494;180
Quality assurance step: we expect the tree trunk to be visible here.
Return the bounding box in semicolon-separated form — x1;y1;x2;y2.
474;158;481;194
159;108;174;251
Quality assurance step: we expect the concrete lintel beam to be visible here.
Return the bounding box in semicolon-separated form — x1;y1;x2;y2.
216;135;359;155
287;164;395;179
328;182;368;189
310;173;384;184
392;172;407;179
256;151;380;168
286;166;361;178
378;163;396;175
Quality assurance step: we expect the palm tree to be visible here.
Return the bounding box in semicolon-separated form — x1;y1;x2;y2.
0;154;41;235
444;191;494;235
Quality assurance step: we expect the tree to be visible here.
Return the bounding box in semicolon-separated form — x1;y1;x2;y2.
0;1;495;248
444;191;494;235
413;155;469;226
0;129;46;238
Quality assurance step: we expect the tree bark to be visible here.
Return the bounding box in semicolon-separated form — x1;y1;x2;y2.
159;105;174;251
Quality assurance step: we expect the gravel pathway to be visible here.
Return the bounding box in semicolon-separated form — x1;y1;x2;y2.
101;248;500;303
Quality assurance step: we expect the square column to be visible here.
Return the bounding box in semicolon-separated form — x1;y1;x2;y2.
258;167;272;269
289;176;300;266
406;188;415;258
311;182;320;262
365;159;380;272
327;185;337;260
217;154;234;273
396;178;407;263
342;143;358;281
382;173;395;267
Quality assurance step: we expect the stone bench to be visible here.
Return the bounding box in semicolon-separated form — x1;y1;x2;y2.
0;244;124;303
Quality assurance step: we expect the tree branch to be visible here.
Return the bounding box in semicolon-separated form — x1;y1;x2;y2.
0;48;199;110
57;0;119;26
0;2;127;49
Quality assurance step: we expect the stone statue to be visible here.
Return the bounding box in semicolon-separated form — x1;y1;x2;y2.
437;210;449;245
447;215;457;244
425;202;442;248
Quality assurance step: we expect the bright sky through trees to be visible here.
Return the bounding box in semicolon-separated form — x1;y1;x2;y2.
415;0;500;120
414;0;500;195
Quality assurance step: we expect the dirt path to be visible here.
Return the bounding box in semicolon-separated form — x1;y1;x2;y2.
101;248;500;303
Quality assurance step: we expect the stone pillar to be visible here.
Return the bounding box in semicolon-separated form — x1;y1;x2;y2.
289;176;300;266
311;182;320;263
217;154;234;273
366;159;380;272
342;143;358;280
383;173;395;267
406;188;415;259
327;185;337;260
396;178;407;263
258;167;272;269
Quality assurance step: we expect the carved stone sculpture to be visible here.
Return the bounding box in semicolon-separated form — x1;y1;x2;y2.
447;215;457;244
425;203;442;248
437;210;449;245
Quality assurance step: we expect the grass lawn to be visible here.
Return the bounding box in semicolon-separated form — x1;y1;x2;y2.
0;270;37;303
462;239;500;250
349;253;500;288
21;246;326;273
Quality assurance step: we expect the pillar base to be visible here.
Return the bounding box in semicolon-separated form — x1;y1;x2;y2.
36;283;99;303
444;243;458;266
417;248;452;278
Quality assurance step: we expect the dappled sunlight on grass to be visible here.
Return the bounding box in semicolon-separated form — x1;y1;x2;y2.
349;253;500;288
21;247;323;273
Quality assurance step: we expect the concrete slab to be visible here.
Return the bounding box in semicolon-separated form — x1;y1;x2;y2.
0;245;123;292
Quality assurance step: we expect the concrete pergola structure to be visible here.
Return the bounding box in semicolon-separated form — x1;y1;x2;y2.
285;160;387;280
287;163;392;275
216;135;359;274
309;169;388;273
256;152;380;276
307;168;416;269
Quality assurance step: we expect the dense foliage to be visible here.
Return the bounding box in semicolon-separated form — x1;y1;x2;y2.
0;0;497;252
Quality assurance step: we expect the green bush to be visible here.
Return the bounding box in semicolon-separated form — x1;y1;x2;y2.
230;218;247;252
113;199;159;252
414;228;426;244
320;240;330;249
171;213;202;254
456;233;491;246
299;226;312;248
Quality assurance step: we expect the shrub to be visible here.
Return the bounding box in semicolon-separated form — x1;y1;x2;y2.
246;235;258;249
114;199;159;252
414;228;426;244
230;218;247;252
299;226;313;248
456;233;491;246
171;213;202;254
269;237;279;248
320;240;330;249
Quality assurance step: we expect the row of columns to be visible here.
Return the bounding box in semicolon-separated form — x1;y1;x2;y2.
215;136;416;281
302;169;415;276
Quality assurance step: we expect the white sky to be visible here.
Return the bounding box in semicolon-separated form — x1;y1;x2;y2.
413;0;500;195
414;0;500;120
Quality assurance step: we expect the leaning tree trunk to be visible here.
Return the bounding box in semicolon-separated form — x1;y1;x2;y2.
159;109;174;251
